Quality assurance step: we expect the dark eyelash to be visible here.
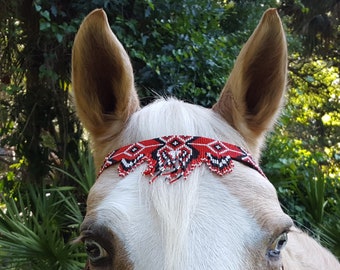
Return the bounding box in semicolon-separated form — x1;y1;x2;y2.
76;230;95;243
71;235;86;244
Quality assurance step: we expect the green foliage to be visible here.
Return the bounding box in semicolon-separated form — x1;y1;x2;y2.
103;0;278;106
52;141;96;196
0;186;86;269
263;131;340;257
262;54;340;257
280;0;338;56
0;0;83;184
0;141;94;268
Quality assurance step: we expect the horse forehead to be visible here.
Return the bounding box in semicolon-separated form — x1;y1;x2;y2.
88;161;282;227
86;167;268;269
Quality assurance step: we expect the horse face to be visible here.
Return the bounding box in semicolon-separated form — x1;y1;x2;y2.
73;8;292;269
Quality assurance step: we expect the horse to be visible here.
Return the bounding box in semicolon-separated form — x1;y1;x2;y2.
72;8;340;270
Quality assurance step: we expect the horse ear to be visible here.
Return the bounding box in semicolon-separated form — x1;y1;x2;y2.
72;9;140;140
213;8;287;159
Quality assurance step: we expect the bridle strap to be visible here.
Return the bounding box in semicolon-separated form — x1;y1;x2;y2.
98;135;266;183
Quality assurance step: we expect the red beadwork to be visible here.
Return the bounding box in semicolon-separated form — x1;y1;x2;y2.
98;135;266;183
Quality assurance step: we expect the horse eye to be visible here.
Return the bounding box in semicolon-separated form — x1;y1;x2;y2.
84;239;108;263
276;232;288;250
267;232;288;260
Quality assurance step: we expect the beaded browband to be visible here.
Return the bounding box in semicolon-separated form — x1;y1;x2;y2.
98;135;266;183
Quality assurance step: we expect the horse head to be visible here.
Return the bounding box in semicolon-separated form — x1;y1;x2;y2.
72;8;340;270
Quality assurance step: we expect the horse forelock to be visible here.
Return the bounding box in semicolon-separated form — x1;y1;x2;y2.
122;98;245;147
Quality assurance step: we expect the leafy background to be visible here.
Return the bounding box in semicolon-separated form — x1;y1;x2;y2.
0;0;339;268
